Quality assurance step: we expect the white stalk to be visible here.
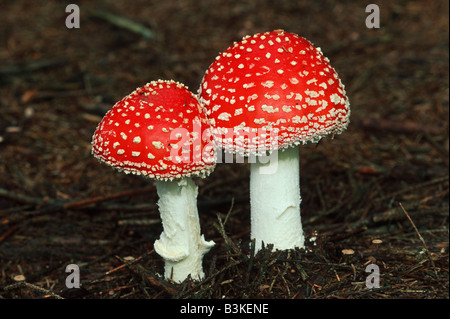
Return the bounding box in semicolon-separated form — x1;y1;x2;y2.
154;178;214;283
250;146;305;251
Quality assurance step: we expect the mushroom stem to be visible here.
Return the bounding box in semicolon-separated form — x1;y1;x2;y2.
153;178;214;283
250;146;305;251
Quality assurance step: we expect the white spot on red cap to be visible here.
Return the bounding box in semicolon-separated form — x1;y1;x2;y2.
133;136;141;143
218;112;232;121
330;93;341;105
262;80;274;88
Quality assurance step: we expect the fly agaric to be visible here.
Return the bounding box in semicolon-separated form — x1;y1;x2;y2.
92;80;216;282
199;30;350;251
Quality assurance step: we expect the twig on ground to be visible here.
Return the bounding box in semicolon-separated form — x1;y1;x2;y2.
223;197;235;226
360;117;445;135
399;202;438;276
89;9;156;40
214;212;241;256
373;175;448;203
0;58;67;76
0;225;18;244
0;187;155;225
3;281;64;299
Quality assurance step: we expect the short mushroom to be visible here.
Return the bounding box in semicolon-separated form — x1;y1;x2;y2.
92;80;216;282
199;30;350;251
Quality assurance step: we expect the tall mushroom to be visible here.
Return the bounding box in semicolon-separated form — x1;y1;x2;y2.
199;30;350;251
92;80;216;282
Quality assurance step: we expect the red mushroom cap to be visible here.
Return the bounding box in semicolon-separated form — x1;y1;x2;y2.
199;29;350;155
92;80;216;180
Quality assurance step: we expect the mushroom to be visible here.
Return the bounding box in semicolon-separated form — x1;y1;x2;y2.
199;30;350;251
92;80;216;282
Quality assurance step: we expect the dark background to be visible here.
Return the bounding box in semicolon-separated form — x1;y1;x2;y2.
0;0;448;299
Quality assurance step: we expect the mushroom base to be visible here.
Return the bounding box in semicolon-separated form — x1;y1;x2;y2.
250;146;305;251
154;178;214;283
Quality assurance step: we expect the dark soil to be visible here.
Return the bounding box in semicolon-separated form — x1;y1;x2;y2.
0;0;448;301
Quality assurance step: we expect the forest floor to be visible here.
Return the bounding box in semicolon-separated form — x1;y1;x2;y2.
0;1;448;301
